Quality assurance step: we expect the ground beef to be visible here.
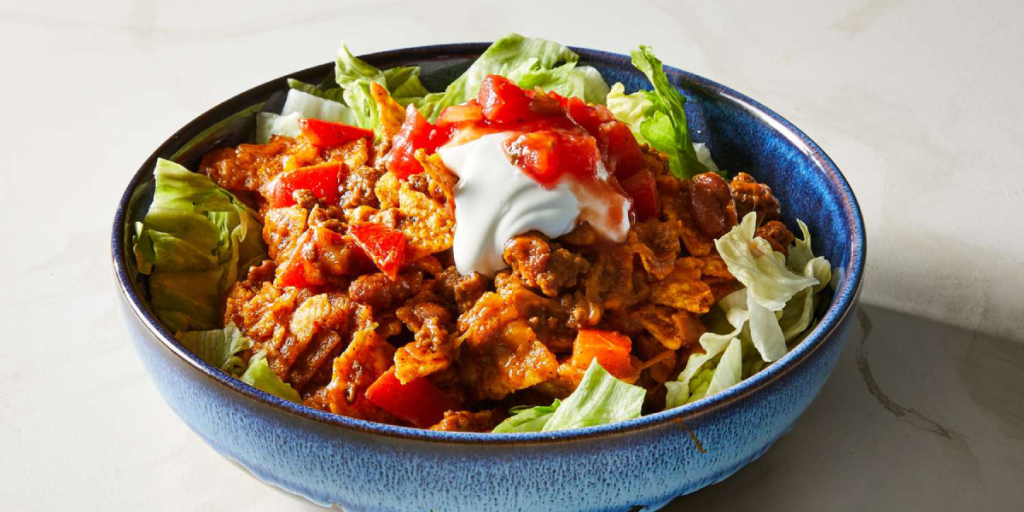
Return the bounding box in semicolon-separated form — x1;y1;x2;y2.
503;233;589;297
731;172;781;225
756;220;795;255
429;409;505;432
348;271;423;310
341;165;384;209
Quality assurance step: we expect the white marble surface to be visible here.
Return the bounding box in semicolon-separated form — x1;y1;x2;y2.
2;0;1022;510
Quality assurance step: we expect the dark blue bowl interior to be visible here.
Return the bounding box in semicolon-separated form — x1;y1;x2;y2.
114;43;864;442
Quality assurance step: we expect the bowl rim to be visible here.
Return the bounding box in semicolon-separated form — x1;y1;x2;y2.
111;42;866;445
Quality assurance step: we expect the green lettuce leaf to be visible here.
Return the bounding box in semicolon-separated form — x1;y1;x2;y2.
281;89;358;125
176;323;251;376
255;112;303;144
715;212;818;311
412;33;585;120
664;318;742;408
542;360;646;431
705;336;744;396
241;353;302;403
492;361;645;433
607;82;654;144
134;159;266;333
329;35;607;129
747;288;787;361
258;88;360;143
573;66;612;106
383;66;430;99
286;78;347;104
608;82;722;172
342;82;379;131
667;217;834;409
331;43;399;134
509;60;609;106
630;46;708;179
492;400;561;433
335;42;386;88
779;221;833;341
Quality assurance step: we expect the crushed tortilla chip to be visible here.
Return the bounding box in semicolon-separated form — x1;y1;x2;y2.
321;137;370;171
374;171;401;209
370;82;406;145
678;218;714;257
413;150;458;212
397;183;454;260
638;304;705;350
660;190;714;257
700;254;734;282
708;281;737;302
650;257;714;314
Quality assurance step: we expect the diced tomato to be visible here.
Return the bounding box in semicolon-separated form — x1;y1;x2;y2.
276;227;371;288
365;367;461;428
436;100;485;127
298;118;374;147
572;329;639;382
275;230;318;288
276;255;312;288
269;162;343;208
543;90;570;109
274;227;347;288
621;169;660;221
566;97;616;137
478;75;542;124
348;222;406;280
503;129;600;187
384;105;450;179
599;121;646;181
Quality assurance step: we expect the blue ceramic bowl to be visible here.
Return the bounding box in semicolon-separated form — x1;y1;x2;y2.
112;43;865;512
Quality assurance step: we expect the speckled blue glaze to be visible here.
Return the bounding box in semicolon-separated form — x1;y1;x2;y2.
112;43;865;512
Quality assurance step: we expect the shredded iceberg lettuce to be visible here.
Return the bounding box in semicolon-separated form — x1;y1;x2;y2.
491;400;561;433
384;34;610;121
176;323;251;376
255;112;303;144
282;88;357;124
665;213;832;410
716;213;819;311
241;353;302;403
492;361;645;433
607;82;654;144
286;78;347;104
134;159;266;333
705;337;744;396
382;66;430;100
628;46;709;179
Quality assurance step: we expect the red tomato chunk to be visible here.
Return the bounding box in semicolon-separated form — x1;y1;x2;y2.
572;329;638;382
270;162;343;208
503;130;600;188
348;222;407;281
298;118;373;148
384;105;451;179
365;367;461;428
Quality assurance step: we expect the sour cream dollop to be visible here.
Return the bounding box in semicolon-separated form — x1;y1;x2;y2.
438;132;630;276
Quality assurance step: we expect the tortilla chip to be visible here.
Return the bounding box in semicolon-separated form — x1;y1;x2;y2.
397;184;454;260
374;171;401;209
638;305;706;350
370;82;406;144
700;254;734;282
650;258;714;314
